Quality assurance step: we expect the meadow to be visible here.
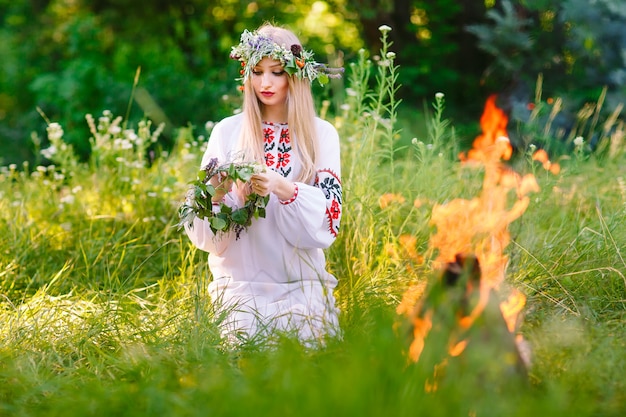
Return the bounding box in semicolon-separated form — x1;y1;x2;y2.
1;31;625;416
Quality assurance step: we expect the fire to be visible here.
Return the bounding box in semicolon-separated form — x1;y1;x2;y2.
532;148;561;174
461;94;512;163
401;94;535;372
500;288;527;333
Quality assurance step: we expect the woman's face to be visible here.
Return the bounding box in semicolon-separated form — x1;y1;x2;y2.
251;57;289;116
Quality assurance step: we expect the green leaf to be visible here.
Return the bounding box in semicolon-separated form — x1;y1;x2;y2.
238;167;254;181
285;59;297;75
231;208;249;225
210;216;227;230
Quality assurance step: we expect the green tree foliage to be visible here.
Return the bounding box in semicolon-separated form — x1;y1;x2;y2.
336;0;491;112
0;0;362;165
467;0;626;116
1;0;624;165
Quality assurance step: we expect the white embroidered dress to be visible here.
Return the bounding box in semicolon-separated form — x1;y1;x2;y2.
185;113;342;343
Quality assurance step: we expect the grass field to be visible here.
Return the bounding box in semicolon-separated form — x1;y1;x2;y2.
1;33;625;416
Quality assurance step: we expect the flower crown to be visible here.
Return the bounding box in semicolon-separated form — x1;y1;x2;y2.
230;29;343;86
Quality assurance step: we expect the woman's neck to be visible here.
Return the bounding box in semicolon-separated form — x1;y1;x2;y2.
261;107;288;124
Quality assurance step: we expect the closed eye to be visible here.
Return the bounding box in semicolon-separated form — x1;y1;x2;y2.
252;69;286;76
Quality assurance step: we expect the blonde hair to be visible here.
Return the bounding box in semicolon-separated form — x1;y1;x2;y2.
237;24;318;184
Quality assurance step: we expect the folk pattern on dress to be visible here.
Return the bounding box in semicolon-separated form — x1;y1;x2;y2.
263;123;292;178
263;122;342;238
316;168;342;237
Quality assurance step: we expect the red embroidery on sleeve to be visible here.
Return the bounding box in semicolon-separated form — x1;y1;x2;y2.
280;184;299;205
316;169;342;237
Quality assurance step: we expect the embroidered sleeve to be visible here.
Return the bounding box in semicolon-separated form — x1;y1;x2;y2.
279;183;299;205
273;119;342;249
315;169;342;238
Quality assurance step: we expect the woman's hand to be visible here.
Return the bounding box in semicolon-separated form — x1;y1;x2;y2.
250;170;296;201
209;171;233;202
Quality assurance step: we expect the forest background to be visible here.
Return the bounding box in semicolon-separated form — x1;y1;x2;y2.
1;1;626;415
2;0;626;164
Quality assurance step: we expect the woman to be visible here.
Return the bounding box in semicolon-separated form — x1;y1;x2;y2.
184;24;343;345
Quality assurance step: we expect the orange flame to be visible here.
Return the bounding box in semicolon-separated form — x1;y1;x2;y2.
500;288;527;333
379;193;406;209
434;94;532;291
532;149;561;174
461;94;513;163
403;94;534;364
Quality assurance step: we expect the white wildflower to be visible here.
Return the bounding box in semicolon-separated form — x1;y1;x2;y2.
386;52;396;59
124;130;138;141
378;25;392;34
435;92;444;100
60;194;75;204
46;123;64;141
573;136;584;147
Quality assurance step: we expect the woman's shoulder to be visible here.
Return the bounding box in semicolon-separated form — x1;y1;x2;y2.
314;117;339;140
314;117;338;133
213;113;244;132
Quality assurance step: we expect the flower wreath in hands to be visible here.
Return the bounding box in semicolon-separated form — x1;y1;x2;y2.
178;157;269;239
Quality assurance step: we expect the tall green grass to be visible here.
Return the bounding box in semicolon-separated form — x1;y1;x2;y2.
1;27;625;416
